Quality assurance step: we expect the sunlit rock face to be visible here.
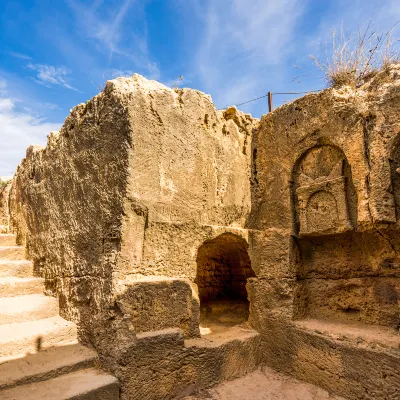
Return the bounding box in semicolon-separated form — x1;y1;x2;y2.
7;66;400;400
248;65;400;400
9;74;260;399
0;177;12;232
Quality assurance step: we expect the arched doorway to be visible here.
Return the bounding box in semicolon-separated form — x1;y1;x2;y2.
195;233;255;333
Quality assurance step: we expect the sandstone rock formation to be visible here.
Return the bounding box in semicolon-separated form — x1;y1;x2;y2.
9;75;259;399
248;65;400;400
6;66;400;400
0;177;12;232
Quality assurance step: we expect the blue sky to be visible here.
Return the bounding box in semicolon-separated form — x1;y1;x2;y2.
1;0;400;176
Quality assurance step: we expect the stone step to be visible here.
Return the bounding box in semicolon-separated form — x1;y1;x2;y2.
0;260;34;278
0;234;16;246
185;326;262;389
0;343;98;391
0;316;78;359
130;326;262;399
264;319;400;400
0;294;59;324
295;318;400;352
0;246;25;260
0;277;44;297
0;368;119;400
185;324;261;349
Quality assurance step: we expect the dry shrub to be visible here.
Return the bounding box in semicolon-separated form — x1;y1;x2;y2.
311;24;400;88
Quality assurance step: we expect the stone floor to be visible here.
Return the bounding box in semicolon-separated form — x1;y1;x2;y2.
199;298;250;335
183;367;345;400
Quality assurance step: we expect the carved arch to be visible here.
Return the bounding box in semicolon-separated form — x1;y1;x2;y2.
195;233;255;328
291;144;357;236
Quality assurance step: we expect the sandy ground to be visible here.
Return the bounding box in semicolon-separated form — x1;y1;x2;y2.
183;367;345;400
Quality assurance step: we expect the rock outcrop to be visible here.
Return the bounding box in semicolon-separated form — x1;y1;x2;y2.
8;66;400;400
0;177;12;232
9;75;259;399
248;65;400;400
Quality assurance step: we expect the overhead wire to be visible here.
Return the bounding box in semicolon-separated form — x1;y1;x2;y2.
232;89;323;108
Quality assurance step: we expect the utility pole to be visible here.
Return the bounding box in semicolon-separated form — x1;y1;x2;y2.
268;92;273;113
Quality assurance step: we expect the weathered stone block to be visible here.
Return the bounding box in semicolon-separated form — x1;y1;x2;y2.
297;277;400;328
262;319;400;400
115;276;200;338
297;176;353;236
248;228;293;279
247;278;296;330
0;179;11;229
185;327;262;389
115;328;198;400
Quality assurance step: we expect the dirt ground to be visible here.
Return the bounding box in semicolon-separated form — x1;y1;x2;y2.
183;367;345;400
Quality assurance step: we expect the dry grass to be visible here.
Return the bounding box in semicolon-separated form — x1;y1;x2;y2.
311;24;400;88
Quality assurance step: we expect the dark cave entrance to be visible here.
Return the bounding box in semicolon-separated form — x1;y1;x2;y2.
195;233;255;333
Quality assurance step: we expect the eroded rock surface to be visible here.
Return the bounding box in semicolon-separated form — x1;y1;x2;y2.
7;66;400;400
249;66;400;400
9;75;259;400
0;178;12;232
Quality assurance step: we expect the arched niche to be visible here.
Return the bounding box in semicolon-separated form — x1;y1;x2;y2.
195;233;255;330
292;144;357;236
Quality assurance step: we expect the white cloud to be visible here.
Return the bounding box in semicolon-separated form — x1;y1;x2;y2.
9;51;33;61
67;0;160;80
0;98;14;112
27;63;79;91
0;79;61;175
86;0;134;56
41;102;60;110
190;0;306;110
107;68;135;79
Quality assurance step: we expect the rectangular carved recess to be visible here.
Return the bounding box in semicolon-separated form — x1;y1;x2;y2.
296;176;353;236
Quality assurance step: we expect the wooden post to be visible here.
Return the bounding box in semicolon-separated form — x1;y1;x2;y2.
268;92;273;113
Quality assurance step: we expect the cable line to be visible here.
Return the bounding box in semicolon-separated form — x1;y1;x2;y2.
230;89;323;109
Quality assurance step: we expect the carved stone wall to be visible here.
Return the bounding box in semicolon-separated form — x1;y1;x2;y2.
10;75;255;327
248;66;400;400
0;179;11;230
9;75;258;400
8;67;400;400
293;145;357;236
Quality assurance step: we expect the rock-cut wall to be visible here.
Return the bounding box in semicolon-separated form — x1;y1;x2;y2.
0;178;12;231
10;74;256;327
248;65;400;400
11;68;400;400
10;87;132;328
9;74;258;398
